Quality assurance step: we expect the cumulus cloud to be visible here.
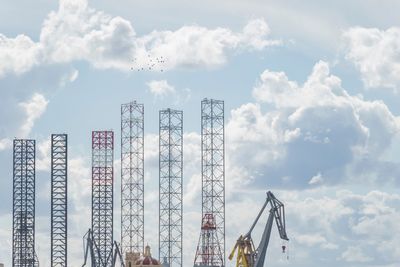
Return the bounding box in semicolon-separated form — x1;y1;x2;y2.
227;61;400;188
0;34;41;77
0;0;278;77
0;92;48;151
18;93;49;138
135;18;280;70
147;80;175;97
226;189;400;266
36;139;51;171
343;27;400;90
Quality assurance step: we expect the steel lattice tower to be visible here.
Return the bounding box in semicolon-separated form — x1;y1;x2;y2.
194;99;225;267
121;102;144;255
12;139;38;267
159;109;183;267
92;131;114;266
51;134;68;267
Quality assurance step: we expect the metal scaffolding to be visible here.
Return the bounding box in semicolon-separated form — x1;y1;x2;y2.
12;139;38;267
159;109;183;267
51;134;68;267
194;99;225;267
92;131;114;266
121;102;144;255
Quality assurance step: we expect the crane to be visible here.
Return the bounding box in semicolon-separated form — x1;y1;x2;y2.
229;191;289;267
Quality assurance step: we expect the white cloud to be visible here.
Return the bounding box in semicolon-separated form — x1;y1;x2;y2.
147;80;175;97
241;18;278;50
36;139;51;171
308;172;324;185
59;68;79;87
227;61;400;188
295;233;338;250
0;33;41;77
134;18;280;70
341;246;373;263
0;0;279;77
0;138;12;151
181;132;201;207
343;27;400;91
18;93;49;138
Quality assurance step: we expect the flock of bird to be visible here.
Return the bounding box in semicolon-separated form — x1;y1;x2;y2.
131;54;167;72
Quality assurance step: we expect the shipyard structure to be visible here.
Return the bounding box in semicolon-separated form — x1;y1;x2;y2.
10;99;226;267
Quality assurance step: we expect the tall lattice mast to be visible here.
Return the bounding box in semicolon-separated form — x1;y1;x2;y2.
194;99;225;267
92;131;114;266
159;109;183;267
12;139;38;267
121;102;144;255
51;134;68;267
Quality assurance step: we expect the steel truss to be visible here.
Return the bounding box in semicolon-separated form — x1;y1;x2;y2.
121;101;144;255
51;134;68;267
12;139;39;267
194;99;225;267
82;229;125;267
92;131;114;266
159;109;183;267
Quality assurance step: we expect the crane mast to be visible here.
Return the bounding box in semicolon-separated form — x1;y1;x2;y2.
229;191;289;267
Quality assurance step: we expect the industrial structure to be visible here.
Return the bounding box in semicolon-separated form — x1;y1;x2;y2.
50;134;68;267
82;130;127;267
82;229;125;267
159;109;183;267
228;191;289;267
8;98;289;267
194;99;225;267
12;139;39;267
91;130;115;266
121;102;145;256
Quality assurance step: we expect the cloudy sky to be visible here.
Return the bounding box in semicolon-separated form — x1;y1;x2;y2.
1;0;400;266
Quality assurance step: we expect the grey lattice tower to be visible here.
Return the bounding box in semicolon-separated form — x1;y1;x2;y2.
92;131;114;266
121;102;144;255
51;134;68;267
12;139;38;267
194;99;225;267
159;109;183;267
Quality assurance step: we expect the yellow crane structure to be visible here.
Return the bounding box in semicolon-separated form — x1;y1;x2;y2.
229;191;289;267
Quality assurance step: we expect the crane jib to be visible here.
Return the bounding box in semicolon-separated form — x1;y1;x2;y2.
229;190;289;267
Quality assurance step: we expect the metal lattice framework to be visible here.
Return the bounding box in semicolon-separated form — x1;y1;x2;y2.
51;134;68;267
92;131;114;266
121;102;144;255
12;139;38;267
194;99;225;267
159;109;183;267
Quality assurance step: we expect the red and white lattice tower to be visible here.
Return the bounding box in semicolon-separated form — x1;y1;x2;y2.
194;99;225;267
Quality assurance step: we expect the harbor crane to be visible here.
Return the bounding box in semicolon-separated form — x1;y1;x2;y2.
229;191;289;267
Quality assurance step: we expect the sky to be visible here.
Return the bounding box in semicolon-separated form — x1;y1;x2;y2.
1;0;400;266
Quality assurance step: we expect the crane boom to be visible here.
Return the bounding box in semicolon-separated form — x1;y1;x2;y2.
229;191;289;267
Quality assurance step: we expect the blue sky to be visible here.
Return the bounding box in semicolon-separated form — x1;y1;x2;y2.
1;0;400;266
